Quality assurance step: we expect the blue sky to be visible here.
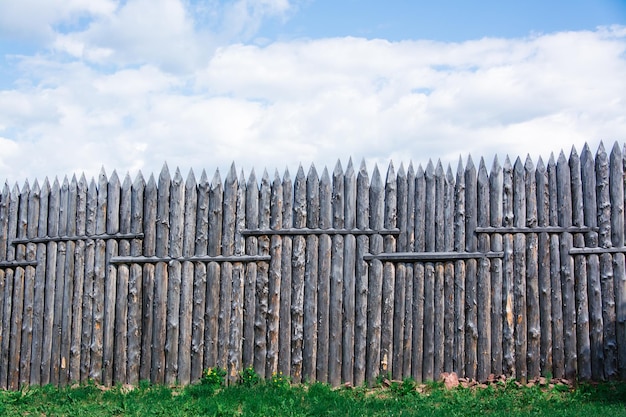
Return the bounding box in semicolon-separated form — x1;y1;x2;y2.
0;0;625;183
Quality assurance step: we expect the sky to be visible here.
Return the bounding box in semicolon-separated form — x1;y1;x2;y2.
0;0;625;184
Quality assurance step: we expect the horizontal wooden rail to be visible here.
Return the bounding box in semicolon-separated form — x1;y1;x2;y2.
109;254;271;264
242;227;400;236
569;246;626;255
0;260;38;267
10;232;144;245
475;226;598;234
363;251;504;262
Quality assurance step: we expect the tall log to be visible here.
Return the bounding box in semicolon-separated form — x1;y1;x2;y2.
381;163;396;377
266;170;282;378
525;156;540;379
422;161;435;381
316;168;331;382
502;157;515;377
278;169;293;378
476;159;491;381
303;166;319;381
342;160;356;384
290;166;305;382
254;170;271;379
329;161;344;386
465;156;478;380
453;159;465;376
443;166;455;374
433;162;444;379
490;157;504;376
548;155;564;378
393;164;407;379
402;164;416;378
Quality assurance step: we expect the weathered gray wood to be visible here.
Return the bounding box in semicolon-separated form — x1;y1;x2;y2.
453;159;465;376
557;152;577;381
0;183;8;389
228;169;246;382
489;157;503;376
464;156;478;380
30;179;49;385
303;165;319;381
381;163;397;378
190;171;208;382
525;156;540;380
329;162;344;386
79;178;96;382
254;171;271;378
535;158;553;376
433;162;444;380
68;176;86;383
353;161;370;385
165;169;183;385
610;143;626;380
422;162;435;381
316;168;331;383
20;182;39;387
139;174;157;382
151;165;170;384
278;169;292;378
596;143;617;379
290;166;306;382
127;172;144;385
392;164;407;380
204;169;222;370
266;170;282;378
443;166;455;374
476;159;491;381
512;158;528;383
342;160;356;384
402;164;416;378
366;165;384;385
570;148;591;380
502;157;515;377
176;170;196;385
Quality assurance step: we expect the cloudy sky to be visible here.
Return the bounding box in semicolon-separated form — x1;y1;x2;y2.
0;0;625;184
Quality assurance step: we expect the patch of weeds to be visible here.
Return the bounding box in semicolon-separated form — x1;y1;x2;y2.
390;377;418;397
202;367;227;387
239;366;261;387
270;371;291;389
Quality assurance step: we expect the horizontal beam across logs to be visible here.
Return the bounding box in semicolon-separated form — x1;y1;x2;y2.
0;260;38;268
242;228;400;236
569;247;626;255
363;251;504;262
475;226;598;234
10;232;144;245
110;254;271;264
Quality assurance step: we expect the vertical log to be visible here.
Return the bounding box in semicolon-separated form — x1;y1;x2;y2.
490;157;504;376
191;171;208;382
393;164;408;380
477;159;491;381
127;172;145;384
254;170;270;379
290;167;305;382
20;181;39;387
502;157;515;377
433;162;444;379
205;169;223;370
342;160;356;384
422;161;435;381
68;176;86;383
354;160;370;386
279;169;293;378
303;166;319;381
151;165;170;384
535;158;553;376
219;166;237;372
51;178;68;386
512;158;528;383
31;179;49;385
381;163;397;377
228;169;246;382
548;155;565;378
571;148;591;380
0;183;9;389
610;143;626;379
525;156;540;380
581;144;603;380
558;151;577;380
443;166;455;374
165;169;184;385
329;161;344;386
113;175;131;385
139;175;157;382
465;156;478;380
80;178;97;382
366;165;383;385
316;168;331;383
403;164;416;378
266;170;282;378
453;160;465;376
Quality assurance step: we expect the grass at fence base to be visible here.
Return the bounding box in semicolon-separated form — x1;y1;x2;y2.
1;375;625;416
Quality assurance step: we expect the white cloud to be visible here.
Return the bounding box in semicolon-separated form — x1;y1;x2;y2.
0;13;624;184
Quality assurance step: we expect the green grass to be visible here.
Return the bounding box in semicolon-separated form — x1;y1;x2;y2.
1;376;625;416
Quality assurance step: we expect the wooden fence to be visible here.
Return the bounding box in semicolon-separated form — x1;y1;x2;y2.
1;142;625;389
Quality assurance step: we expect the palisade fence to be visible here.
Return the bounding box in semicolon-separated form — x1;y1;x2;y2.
1;142;626;391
